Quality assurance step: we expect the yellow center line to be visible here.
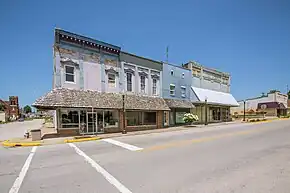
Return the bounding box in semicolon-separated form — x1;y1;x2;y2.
139;129;260;152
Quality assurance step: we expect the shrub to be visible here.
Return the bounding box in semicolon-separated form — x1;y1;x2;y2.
183;113;199;124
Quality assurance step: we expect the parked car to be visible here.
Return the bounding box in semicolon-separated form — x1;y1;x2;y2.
18;117;24;122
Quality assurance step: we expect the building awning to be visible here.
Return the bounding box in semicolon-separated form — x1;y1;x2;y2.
257;102;287;109
33;88;123;110
33;88;170;111
164;99;195;109
191;87;239;107
125;94;170;111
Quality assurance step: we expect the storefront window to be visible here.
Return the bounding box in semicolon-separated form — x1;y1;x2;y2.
209;107;221;121
104;110;119;127
126;111;156;126
60;109;79;128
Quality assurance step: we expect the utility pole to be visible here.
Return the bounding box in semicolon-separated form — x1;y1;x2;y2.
205;98;208;125
122;94;127;134
243;100;246;121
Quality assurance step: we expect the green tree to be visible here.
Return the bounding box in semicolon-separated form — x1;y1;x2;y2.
0;103;4;111
288;91;290;99
23;105;32;114
269;89;280;93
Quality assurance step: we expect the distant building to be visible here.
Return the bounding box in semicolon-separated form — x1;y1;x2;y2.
231;91;288;117
0;96;20;121
183;61;238;123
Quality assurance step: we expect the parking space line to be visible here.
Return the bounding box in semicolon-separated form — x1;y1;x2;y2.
9;146;37;193
102;138;143;151
69;143;132;193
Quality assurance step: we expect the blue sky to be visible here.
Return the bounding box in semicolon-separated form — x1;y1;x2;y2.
1;0;290;107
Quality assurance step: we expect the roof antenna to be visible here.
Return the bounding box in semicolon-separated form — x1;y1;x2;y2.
166;46;169;64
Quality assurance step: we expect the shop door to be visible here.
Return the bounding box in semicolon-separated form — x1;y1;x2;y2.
87;112;97;134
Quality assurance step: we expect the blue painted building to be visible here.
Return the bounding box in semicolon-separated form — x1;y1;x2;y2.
162;62;194;126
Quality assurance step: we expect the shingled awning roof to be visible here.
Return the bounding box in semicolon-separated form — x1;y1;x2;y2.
125;94;170;111
33;89;170;111
33;88;123;110
164;99;195;109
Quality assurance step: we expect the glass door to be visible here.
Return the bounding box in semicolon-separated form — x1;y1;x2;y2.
87;112;97;134
97;111;104;133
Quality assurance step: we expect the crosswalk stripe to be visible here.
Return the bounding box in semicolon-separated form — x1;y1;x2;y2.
69;143;132;193
9;146;37;193
102;138;143;151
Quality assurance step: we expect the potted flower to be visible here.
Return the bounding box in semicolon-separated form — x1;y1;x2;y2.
183;113;199;125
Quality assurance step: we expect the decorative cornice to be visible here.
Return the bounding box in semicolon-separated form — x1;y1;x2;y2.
60;59;80;69
138;71;148;78
105;67;119;75
55;29;121;55
124;68;135;75
151;74;160;80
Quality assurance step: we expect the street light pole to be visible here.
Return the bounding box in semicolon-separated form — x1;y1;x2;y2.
243;100;246;121
205;98;208;125
122;94;127;134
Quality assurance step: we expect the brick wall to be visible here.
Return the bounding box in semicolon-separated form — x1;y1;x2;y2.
157;110;164;129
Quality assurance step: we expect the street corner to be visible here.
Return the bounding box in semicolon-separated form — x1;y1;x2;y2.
1;139;42;147
64;136;101;143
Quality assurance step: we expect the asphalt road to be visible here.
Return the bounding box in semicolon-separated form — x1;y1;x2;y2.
1;119;290;193
0;119;44;141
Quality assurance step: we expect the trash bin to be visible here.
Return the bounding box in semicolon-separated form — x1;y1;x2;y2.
31;129;41;141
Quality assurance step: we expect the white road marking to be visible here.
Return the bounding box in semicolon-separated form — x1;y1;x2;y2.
9;146;37;193
69;143;132;193
102;138;143;151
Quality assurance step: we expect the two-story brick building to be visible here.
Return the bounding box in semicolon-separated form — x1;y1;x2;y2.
33;29;169;136
0;96;20;121
183;61;238;123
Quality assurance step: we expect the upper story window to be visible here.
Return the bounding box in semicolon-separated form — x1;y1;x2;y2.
170;70;174;76
181;87;186;98
126;73;132;92
65;66;75;83
140;76;146;93
170;84;175;96
108;73;116;88
152;79;157;95
182;73;185;79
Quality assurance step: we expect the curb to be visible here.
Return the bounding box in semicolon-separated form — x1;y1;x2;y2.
64;137;101;143
2;140;42;147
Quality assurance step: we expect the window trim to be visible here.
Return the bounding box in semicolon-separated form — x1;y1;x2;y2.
181;86;186;98
170;84;175;96
126;72;133;92
140;75;146;93
64;65;76;84
152;78;157;95
108;73;116;88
